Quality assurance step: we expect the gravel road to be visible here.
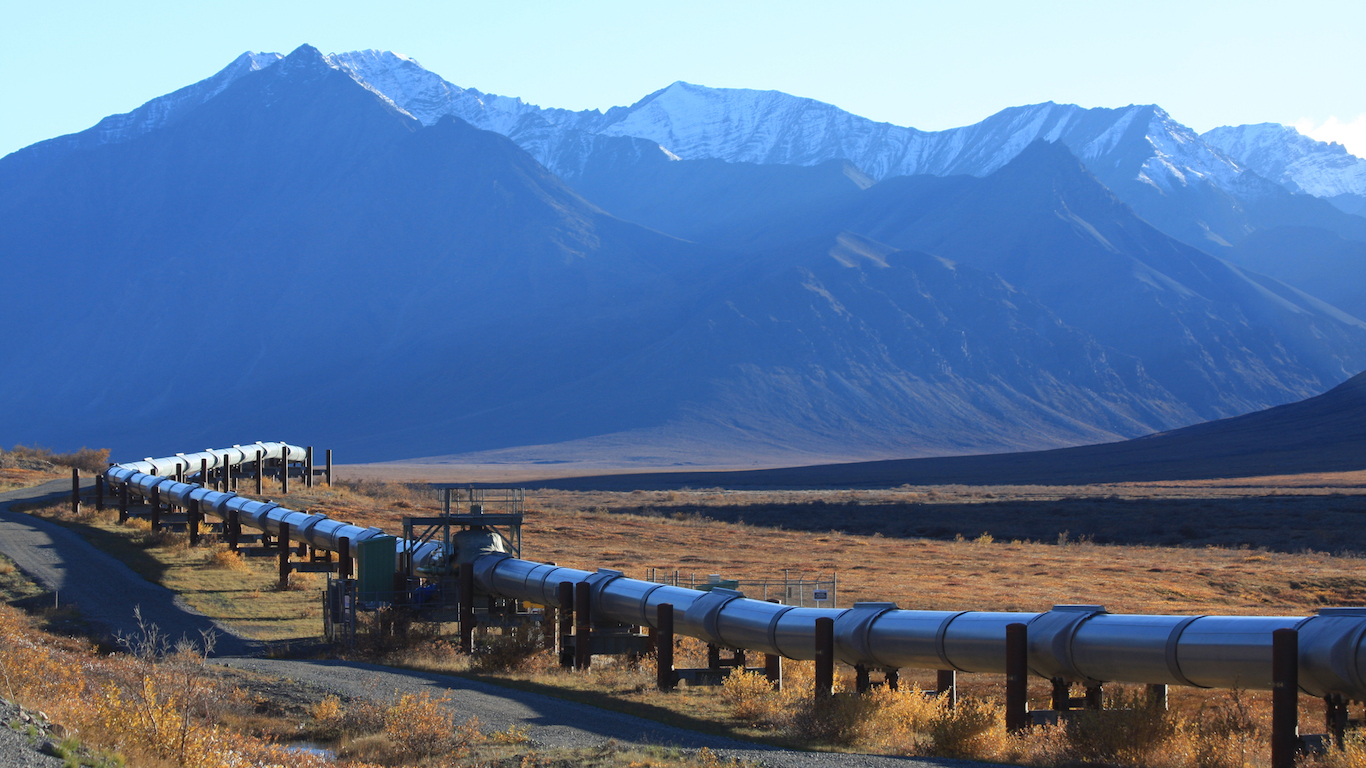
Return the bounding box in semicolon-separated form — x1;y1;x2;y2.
0;479;261;654
222;658;968;768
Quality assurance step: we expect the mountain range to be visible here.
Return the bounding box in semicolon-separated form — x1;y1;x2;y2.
2;44;1364;466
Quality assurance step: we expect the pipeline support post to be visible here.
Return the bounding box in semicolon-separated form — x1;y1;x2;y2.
305;446;314;489
255;450;263;495
574;581;592;670
1328;695;1350;749
814;616;835;699
1006;622;1029;733
325;449;333;487
657;603;677;691
765;652;784;691
460;566;475;654
278;521;291;590
557;582;575;668
188;499;200;547
855;664;871;693
227;508;240;552
338;537;351;579
150;487;161;531
281;451;290;494
118;483;128;524
937;669;957;707
1272;628;1299;768
95;474;104;511
71;468;80;515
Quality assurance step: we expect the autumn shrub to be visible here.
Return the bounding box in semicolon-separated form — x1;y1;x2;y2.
5;444;110;473
382;690;483;759
925;696;1006;759
308;695;346;740
1060;688;1179;766
207;544;250;571
721;669;783;725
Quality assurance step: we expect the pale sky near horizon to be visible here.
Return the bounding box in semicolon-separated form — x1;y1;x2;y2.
2;0;1363;158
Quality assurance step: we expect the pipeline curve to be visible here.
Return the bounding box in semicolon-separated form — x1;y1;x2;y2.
107;443;1366;700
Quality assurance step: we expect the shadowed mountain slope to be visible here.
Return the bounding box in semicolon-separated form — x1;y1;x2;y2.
520;368;1366;490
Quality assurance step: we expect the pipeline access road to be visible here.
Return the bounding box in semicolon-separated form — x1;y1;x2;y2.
0;479;260;655
0;479;979;767
221;657;970;768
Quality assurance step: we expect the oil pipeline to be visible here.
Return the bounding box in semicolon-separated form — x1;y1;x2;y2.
101;442;1363;762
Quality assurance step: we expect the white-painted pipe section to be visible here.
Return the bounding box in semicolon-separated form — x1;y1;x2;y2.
106;443;426;566
108;444;1366;700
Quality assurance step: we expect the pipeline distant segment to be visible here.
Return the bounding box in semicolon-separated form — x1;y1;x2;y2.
473;554;1366;701
106;443;448;570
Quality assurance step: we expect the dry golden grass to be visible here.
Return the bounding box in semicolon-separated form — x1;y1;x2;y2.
0;465;63;493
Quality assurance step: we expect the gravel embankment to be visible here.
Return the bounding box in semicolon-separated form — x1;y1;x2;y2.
0;700;66;768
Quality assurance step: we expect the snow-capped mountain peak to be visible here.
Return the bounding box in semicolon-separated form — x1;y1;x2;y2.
1203;122;1366;200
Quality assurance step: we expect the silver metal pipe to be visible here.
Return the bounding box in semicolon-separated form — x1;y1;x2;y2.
108;444;1366;700
107;444;412;565
472;553;1366;700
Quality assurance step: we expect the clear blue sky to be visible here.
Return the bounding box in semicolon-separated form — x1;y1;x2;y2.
2;0;1363;158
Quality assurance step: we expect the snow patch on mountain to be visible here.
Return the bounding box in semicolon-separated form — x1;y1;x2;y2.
1203;123;1366;199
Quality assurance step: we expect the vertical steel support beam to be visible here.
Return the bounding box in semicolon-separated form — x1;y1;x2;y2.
70;468;80;515
118;483;129;523
200;458;208;488
255;450;263;495
1272;628;1299;768
557;582;574;668
95;474;104;511
188;499;200;547
460;565;475;654
1328;696;1349;750
855;664;871;693
937;669;957;707
885;669;900;691
338;537;351;578
278;521;291;590
305;446;314;489
707;644;721;670
227;508;240;552
150;487;161;530
574;581;592;670
765;653;784;691
657;602;676;691
1052;678;1071;712
281;452;290;494
1006;622;1030;733
325;449;333;487
814;616;834;699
